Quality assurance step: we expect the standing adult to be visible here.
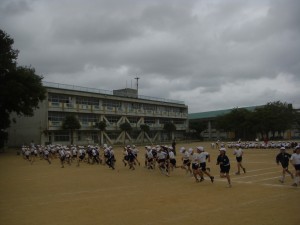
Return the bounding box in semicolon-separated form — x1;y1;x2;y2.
290;146;300;187
172;139;176;156
276;147;294;183
216;148;232;188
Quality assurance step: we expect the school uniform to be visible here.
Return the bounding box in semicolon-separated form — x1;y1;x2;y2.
234;148;243;162
276;152;291;168
217;154;230;173
290;153;300;170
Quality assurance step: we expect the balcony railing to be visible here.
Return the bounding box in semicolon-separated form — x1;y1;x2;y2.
43;81;185;104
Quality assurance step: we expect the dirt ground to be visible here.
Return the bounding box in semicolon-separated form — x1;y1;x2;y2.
0;142;299;225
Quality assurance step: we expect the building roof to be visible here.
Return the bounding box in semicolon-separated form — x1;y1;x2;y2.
188;106;260;120
43;81;185;105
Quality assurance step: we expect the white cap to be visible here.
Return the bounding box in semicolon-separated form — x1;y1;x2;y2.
219;147;226;152
196;146;204;151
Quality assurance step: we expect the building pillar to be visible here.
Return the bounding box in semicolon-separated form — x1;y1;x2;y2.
208;120;212;140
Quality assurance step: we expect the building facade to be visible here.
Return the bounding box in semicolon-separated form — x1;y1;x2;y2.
7;82;188;147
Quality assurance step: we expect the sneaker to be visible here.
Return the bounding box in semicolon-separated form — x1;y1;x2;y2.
206;167;211;172
200;177;204;182
278;179;284;183
210;176;214;183
242;168;246;173
227;184;232;188
291;183;297;187
235;172;240;175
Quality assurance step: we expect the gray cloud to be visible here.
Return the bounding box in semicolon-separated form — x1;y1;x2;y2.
1;0;299;112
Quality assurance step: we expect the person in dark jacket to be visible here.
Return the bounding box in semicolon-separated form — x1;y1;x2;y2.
216;148;231;188
276;147;294;183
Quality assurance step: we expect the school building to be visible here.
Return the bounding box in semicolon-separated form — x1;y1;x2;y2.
7;81;188;147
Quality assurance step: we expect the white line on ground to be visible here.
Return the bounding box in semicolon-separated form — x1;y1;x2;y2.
231;171;278;180
240;167;278;173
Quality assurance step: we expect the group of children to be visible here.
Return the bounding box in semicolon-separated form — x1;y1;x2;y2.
20;141;300;188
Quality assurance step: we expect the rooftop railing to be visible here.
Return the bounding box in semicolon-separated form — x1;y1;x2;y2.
43;81;185;105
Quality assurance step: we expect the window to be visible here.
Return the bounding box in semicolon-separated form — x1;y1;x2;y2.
103;100;121;108
173;119;185;125
127;117;139;123
54;131;70;142
143;104;156;111
78;114;98;123
76;97;99;106
144;117;156;124
48;94;70;103
131;103;141;110
105;116;121;123
160;118;171;124
78;131;98;142
48;112;66;122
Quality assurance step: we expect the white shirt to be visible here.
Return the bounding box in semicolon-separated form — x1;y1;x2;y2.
157;151;167;160
199;152;209;163
234;148;243;157
182;151;190;160
191;153;200;164
59;149;65;157
290;153;300;165
169;151;175;159
146;150;153;159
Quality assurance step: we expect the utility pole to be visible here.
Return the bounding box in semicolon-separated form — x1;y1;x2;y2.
134;76;140;92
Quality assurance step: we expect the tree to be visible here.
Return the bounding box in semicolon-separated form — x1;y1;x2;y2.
189;121;207;139
62;115;81;144
95;121;107;144
253;101;295;139
163;122;176;140
119;122;132;144
140;124;150;143
0;29;46;148
215;108;255;140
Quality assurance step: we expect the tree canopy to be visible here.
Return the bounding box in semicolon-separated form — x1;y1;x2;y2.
0;29;46;148
215;101;297;140
163;122;176;140
119;122;132;133
61;115;81;144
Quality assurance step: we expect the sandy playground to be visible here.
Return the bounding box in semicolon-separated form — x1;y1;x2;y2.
0;142;299;225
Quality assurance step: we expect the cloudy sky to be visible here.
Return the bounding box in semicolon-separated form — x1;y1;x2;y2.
1;0;300;113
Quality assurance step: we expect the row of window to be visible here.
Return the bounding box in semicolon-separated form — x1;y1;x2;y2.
50;130;172;142
48;112;186;125
48;94;186;113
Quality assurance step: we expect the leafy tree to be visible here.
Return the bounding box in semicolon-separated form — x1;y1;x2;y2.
163;122;176;140
215;108;255;140
120;122;132;133
62;115;81;144
95;121;107;144
119;122;132;144
0;29;46;148
253;101;295;139
189;121;207;139
140;124;150;143
140;124;150;133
